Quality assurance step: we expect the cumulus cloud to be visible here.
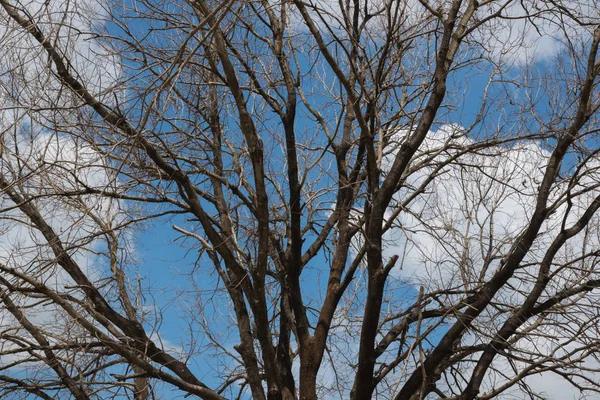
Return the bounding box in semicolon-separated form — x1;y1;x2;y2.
0;127;119;364
288;0;600;66
0;0;126;375
376;125;600;398
382;126;549;282
0;0;121;113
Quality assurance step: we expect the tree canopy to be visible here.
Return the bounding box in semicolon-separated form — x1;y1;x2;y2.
1;0;600;399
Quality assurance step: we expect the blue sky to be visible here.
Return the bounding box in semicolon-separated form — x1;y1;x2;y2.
3;0;594;398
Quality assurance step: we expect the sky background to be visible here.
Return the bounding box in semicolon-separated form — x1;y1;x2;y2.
1;0;599;398
123;8;592;398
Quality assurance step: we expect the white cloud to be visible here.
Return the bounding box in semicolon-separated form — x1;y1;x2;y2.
383;126;550;283
0;0;127;364
0;128;123;365
375;125;600;398
287;0;600;66
0;0;121;115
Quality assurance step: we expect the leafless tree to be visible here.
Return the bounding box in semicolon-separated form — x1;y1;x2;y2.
1;0;600;399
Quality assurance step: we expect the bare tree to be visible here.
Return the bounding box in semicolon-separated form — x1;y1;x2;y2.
1;0;600;399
